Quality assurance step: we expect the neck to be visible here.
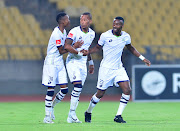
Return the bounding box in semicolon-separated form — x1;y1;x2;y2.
81;26;89;33
58;24;65;33
113;30;121;36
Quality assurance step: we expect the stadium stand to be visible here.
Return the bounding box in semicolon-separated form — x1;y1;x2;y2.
0;2;51;60
48;0;180;60
0;0;180;61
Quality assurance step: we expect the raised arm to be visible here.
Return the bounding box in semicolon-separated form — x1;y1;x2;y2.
126;44;151;66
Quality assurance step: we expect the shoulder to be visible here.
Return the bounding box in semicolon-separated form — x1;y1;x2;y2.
101;30;112;37
51;27;61;37
89;28;95;34
70;26;80;32
122;31;130;37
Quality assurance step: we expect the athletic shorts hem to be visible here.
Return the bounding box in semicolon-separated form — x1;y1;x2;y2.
117;80;129;84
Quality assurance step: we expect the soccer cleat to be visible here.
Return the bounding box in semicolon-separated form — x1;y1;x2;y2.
51;108;55;120
43;116;54;124
84;111;91;123
67;111;82;123
114;115;126;123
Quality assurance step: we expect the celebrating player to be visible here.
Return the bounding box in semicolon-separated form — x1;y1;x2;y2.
42;12;83;124
84;16;151;123
64;12;95;123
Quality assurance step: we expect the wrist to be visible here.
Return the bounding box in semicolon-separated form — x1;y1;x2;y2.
139;55;145;61
77;51;83;56
88;60;94;65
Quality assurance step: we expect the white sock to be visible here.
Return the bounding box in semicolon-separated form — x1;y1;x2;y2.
45;95;53;116
116;93;130;116
70;87;82;111
86;94;100;113
52;87;68;108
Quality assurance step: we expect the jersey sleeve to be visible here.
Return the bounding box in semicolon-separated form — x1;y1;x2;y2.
98;33;105;46
67;28;76;42
53;32;63;47
125;34;131;45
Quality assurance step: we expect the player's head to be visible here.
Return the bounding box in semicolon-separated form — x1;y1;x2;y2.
56;12;70;27
80;12;92;29
113;16;124;33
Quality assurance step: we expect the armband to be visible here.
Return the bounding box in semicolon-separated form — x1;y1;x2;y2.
88;60;94;65
77;51;83;56
139;55;145;61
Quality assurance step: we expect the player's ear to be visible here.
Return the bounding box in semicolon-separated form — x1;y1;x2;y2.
89;19;92;24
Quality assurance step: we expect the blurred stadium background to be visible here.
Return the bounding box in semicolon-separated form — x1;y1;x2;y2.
0;0;180;100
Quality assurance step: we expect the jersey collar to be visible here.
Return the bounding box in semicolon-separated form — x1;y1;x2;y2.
112;30;122;37
80;26;89;34
58;26;64;34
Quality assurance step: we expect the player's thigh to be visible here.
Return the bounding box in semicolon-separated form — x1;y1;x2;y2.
80;65;87;86
42;64;57;86
118;81;131;95
97;67;115;90
66;61;81;83
114;67;130;87
56;66;68;85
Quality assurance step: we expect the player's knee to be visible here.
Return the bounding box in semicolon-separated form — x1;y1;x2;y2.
74;84;82;88
61;88;68;94
123;87;131;95
96;90;105;98
47;88;54;96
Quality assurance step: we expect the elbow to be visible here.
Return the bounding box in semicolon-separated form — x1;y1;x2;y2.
64;44;69;51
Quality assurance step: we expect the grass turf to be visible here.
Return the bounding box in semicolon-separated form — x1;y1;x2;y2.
0;101;180;131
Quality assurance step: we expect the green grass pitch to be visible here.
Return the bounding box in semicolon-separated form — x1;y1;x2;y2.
0;101;180;131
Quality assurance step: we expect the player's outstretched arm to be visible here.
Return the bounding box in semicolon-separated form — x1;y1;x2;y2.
82;44;102;56
126;44;151;66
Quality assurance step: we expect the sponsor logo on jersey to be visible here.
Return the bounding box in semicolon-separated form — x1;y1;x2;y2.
109;39;112;42
79;36;82;39
56;39;61;45
68;33;73;38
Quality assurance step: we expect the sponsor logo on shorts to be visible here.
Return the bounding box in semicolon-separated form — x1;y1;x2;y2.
73;76;76;79
99;79;104;87
48;76;53;84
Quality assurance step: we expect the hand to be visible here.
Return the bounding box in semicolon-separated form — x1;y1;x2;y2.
143;58;151;66
73;40;84;49
89;65;94;74
80;49;89;56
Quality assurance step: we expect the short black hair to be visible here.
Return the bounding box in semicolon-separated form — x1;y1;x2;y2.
56;12;67;23
114;16;124;23
82;12;92;20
